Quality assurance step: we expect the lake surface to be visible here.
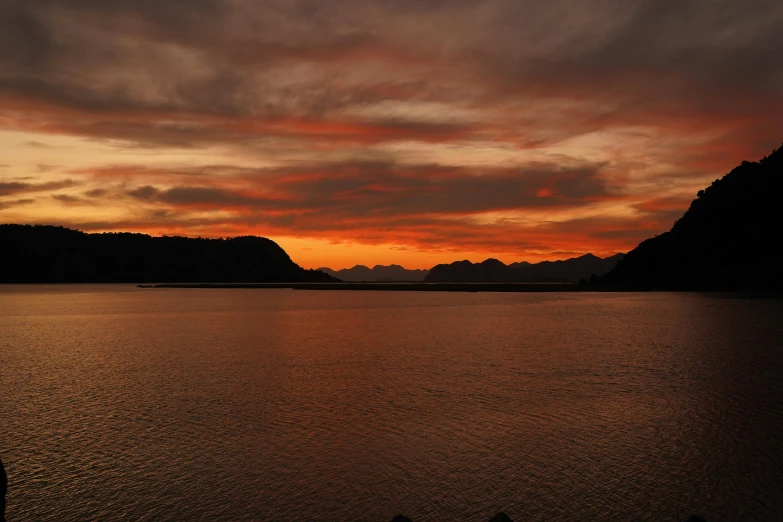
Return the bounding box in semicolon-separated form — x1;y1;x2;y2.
1;286;782;521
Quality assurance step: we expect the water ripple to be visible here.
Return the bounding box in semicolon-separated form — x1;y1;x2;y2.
1;287;782;520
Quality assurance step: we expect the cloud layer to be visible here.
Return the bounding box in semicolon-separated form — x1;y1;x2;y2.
1;0;782;266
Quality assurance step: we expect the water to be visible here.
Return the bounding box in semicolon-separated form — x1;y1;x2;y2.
1;286;782;521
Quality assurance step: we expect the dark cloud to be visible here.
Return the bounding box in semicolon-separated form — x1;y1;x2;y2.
62;156;680;255
0;0;778;185
0;198;35;211
51;193;85;204
84;188;108;198
126;185;273;208
118;160;611;223
126;185;160;201
0;179;77;196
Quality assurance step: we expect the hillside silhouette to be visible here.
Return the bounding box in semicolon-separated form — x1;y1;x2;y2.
424;253;623;283
0;225;337;283
602;144;783;291
317;264;429;282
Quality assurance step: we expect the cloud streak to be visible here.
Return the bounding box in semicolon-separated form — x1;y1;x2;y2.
115;161;611;216
0;179;77;196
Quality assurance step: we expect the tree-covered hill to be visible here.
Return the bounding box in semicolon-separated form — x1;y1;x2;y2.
602;144;783;291
0;225;337;283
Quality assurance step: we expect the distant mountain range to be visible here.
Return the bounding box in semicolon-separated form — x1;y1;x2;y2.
317;265;429;282
601;143;783;291
0;225;336;283
424;253;624;283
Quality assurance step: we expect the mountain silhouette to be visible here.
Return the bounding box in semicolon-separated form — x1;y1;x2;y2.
601;144;783;291
0;225;337;283
317;264;428;282
424;253;623;283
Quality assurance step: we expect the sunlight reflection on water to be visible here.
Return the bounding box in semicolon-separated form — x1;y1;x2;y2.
1;286;782;521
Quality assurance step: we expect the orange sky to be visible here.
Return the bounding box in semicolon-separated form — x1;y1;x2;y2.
1;0;782;269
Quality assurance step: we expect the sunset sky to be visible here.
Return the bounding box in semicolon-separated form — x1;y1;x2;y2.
1;0;782;269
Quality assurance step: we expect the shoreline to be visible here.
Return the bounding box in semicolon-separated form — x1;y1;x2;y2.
136;283;781;296
139;282;629;292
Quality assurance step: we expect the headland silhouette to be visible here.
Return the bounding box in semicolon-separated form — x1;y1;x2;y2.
0;225;336;284
600;143;783;291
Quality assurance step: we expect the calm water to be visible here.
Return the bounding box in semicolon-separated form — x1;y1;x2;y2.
1;287;782;521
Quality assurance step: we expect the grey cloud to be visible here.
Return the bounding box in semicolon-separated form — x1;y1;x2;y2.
0;183;27;197
51;193;85;204
160;187;257;206
126;185;160;201
120;160;611;222
0;179;77;196
0;198;36;210
126;185;282;209
26;113;477;150
1;0;780;157
282;164;609;217
486;1;783;116
84;188;108;198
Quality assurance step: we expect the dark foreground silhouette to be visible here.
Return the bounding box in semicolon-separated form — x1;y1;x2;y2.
0;225;336;283
601;144;783;291
425;253;624;283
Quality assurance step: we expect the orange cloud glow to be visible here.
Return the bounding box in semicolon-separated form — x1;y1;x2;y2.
1;0;782;268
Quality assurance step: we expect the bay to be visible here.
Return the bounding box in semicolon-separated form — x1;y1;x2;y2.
1;286;782;521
